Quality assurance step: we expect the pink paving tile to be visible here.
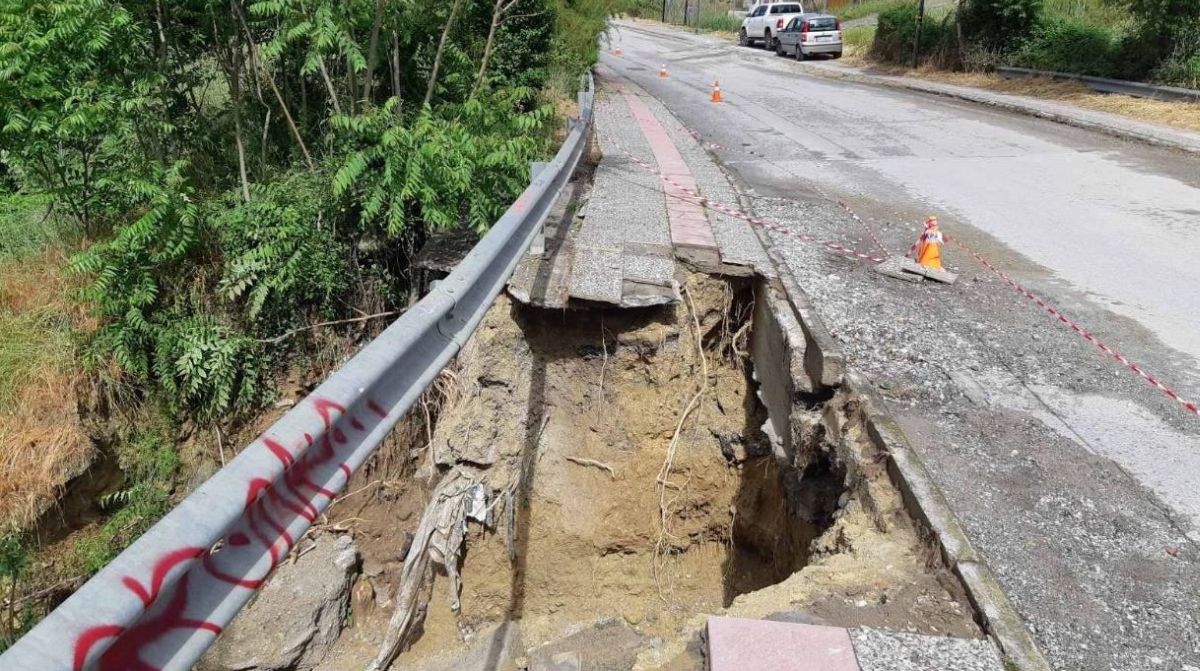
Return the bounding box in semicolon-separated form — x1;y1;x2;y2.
621;90;719;260
706;616;860;671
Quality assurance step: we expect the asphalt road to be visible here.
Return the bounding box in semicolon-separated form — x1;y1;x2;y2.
599;21;1200;671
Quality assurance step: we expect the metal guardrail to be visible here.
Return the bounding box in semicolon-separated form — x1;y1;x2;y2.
1;73;595;671
997;66;1200;103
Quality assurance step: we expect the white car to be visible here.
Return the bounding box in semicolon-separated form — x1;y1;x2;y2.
738;2;806;52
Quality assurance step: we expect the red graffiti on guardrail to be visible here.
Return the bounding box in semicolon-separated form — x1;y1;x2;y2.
71;396;388;671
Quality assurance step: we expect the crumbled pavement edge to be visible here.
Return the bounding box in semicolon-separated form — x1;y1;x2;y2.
617;72;1054;668
846;370;1053;671
791;61;1200;157
759;216;1051;669
768;247;1051;670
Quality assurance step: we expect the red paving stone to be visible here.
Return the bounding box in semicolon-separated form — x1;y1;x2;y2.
707;616;861;671
620;89;720;257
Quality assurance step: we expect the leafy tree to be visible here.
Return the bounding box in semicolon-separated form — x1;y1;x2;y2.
214;173;349;328
0;0;165;231
332;88;552;237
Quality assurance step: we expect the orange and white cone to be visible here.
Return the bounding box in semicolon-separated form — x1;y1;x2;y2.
916;216;945;270
659;63;669;78
711;79;723;103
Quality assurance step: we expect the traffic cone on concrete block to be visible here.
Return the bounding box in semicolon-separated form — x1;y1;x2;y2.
659;63;669;78
711;79;723;103
916;215;944;270
876;215;957;284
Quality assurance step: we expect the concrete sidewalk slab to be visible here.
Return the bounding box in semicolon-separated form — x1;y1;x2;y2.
707;616;859;671
620;85;722;270
707;617;1007;671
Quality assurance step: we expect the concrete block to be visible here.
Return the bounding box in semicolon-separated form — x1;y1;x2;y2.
706;616;858;671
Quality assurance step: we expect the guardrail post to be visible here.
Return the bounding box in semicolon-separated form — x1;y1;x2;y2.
528;161;551;256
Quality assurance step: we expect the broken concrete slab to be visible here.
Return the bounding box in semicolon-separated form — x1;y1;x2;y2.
568;247;624;304
874;256;958;284
200;535;359;671
526;618;643;671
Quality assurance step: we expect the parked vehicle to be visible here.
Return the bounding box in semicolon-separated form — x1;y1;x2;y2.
738;2;806;51
775;13;842;60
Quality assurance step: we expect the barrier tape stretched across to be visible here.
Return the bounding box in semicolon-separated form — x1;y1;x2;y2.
602;134;887;263
948;236;1199;416
620;109;1199;418
1;74;595;671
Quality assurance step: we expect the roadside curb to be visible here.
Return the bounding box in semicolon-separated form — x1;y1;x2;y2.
754;233;1050;669
845;370;1053;671
696;75;1049;668
794;62;1200;156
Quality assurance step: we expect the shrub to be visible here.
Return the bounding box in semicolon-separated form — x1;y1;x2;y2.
213;174;349;330
699;13;743;32
870;4;958;65
1150;24;1200;87
960;0;1042;51
1009;16;1120;76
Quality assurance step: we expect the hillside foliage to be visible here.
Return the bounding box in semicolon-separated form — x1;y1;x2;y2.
0;0;612;422
866;0;1199;85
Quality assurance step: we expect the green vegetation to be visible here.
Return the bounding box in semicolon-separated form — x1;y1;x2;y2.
72;421;178;574
699;12;743;32
0;0;614;423
837;0;907;22
862;0;1199;85
1009;15;1122;75
624;0;742;34
870;3;958;65
843;25;878;50
0;194;57;262
0;0;618;648
0;532;30;648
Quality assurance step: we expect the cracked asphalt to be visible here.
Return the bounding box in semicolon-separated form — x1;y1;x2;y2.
596;19;1200;671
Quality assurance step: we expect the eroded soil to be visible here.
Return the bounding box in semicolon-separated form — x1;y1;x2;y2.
318;273;979;670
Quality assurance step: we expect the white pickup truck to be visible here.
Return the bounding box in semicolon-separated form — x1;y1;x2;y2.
738;2;806;51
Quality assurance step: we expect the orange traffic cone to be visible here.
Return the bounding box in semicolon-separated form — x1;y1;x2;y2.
711;79;723;103
659;63;669;78
916;216;945;270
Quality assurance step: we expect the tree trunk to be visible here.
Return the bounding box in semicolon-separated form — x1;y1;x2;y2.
392;31;402;103
233;2;316;171
364;0;386;103
317;57;344;116
470;0;505;99
423;0;465;108
231;26;251;202
260;108;271;174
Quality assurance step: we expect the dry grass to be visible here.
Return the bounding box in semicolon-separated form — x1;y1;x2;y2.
915;71;1200;133
0;249;93;533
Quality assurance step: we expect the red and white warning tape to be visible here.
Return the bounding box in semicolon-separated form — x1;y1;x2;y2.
949;236;1199;416
604;104;1199;418
836;200;891;257
602;135;888;263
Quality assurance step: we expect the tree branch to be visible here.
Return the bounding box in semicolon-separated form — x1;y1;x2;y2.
364;0;386;103
255;309;404;344
233;1;316;172
424;0;465;107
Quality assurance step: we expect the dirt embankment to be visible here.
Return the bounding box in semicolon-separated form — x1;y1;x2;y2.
312;273;979;670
